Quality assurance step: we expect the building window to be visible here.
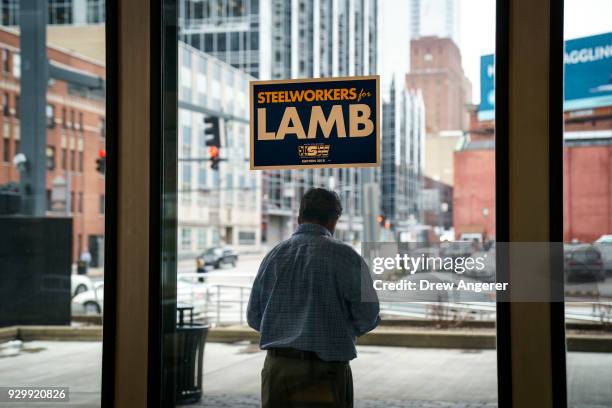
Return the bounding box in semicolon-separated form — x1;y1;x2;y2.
78;192;83;213
12;53;20;79
62;108;67;128
70;150;75;171
87;0;105;23
46;189;52;211
181;163;192;190
181;228;192;250
1;49;9;73
70;191;75;213
61;148;67;170
46;104;55;127
78;151;83;172
197;229;206;250
238;231;256;245
46;146;56;170
99;194;105;214
70;110;75;128
48;1;73;25
13;140;19;157
78;112;83;130
99;117;105;137
3;138;9;162
14;95;18;118
77;234;82;258
3;93;9;116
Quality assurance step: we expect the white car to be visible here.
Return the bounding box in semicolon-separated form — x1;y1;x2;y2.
71;274;95;298
72;282;104;315
71;279;209;316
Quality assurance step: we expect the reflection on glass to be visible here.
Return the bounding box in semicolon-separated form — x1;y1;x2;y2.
167;0;497;406
563;1;612;406
0;2;105;406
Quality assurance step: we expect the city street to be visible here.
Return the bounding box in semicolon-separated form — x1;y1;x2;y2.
172;253;612;325
0;341;611;407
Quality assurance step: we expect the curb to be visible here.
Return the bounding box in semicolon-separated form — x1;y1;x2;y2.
6;326;103;342
2;326;612;353
204;327;612;352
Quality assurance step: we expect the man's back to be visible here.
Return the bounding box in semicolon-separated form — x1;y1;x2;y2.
247;223;380;362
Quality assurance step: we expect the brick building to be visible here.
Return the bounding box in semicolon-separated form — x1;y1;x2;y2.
0;27;106;264
454;106;612;243
405;36;472;136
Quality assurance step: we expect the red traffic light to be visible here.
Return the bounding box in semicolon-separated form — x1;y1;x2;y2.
208;146;219;158
98;149;106;158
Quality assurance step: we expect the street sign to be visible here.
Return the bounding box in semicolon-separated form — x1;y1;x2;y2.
249;75;380;170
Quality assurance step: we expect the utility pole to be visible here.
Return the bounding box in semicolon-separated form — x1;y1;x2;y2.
19;2;48;216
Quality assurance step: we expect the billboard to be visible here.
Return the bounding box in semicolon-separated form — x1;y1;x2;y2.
479;31;612;120
249;76;380;170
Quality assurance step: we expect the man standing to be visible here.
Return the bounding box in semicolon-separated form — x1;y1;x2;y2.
247;187;380;408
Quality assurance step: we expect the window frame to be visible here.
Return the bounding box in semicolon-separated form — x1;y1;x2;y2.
104;0;570;407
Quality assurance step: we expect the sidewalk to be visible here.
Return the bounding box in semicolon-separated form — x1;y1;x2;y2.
1;341;611;407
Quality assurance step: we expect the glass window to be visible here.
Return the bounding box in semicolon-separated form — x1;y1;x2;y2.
164;0;498;406
180;228;192;250
563;1;612;406
0;4;106;405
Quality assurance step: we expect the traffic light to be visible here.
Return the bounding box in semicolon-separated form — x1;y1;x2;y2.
209;145;220;170
376;214;385;226
203;116;220;147
95;149;106;174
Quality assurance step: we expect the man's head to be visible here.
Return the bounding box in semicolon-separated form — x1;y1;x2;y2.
298;187;343;234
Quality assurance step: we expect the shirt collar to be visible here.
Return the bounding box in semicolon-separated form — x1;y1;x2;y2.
294;223;332;237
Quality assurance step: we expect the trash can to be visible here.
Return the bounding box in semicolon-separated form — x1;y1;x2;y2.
174;304;209;405
76;260;88;275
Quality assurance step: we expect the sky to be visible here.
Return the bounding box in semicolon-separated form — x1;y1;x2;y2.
380;0;612;104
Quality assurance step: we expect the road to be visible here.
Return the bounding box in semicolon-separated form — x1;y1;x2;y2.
1;341;611;407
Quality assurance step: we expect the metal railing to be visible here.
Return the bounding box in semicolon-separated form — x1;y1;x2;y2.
178;271;254;326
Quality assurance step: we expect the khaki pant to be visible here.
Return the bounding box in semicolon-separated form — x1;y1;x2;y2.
261;353;353;408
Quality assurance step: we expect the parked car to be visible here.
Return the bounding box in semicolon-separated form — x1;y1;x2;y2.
196;247;238;271
594;235;612;274
564;244;606;282
71;274;95;298
72;282;104;315
72;280;209;316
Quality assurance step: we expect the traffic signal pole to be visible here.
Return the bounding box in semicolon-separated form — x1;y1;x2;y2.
19;2;48;216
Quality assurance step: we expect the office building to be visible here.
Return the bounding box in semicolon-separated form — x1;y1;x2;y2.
178;42;262;254
409;0;460;45
406;36;472;186
1;0;105;26
381;79;426;240
180;0;378;242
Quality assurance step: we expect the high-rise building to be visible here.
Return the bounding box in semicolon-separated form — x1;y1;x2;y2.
178;42;262;253
179;0;377;80
180;0;378;243
1;0;105;26
409;0;460;45
406;36;471;186
381;79;425;240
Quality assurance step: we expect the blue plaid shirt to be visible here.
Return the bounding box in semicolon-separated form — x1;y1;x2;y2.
247;223;380;361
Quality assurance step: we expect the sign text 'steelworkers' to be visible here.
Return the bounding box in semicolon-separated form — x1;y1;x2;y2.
250;76;380;170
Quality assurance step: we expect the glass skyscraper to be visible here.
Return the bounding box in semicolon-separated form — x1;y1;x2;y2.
180;0;378;243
